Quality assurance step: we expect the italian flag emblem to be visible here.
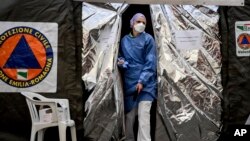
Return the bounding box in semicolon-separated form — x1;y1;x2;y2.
17;69;28;80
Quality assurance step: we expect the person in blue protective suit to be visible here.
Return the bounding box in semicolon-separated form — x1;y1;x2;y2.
118;13;157;141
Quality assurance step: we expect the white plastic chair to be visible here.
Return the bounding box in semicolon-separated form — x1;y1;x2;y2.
21;92;77;141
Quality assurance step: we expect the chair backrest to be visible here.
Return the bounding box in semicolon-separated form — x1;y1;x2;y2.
21;92;58;123
53;99;71;121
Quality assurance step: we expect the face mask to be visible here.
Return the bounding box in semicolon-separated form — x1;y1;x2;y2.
134;23;145;33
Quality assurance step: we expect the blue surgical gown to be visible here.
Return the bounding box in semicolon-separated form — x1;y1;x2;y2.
119;32;157;113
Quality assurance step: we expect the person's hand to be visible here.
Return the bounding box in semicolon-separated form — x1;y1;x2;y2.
117;59;124;65
136;83;143;94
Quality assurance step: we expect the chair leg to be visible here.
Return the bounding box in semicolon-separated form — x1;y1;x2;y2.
70;126;77;141
30;127;37;141
38;129;45;141
59;123;67;141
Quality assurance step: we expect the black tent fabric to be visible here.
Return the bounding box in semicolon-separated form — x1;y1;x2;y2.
219;0;250;140
0;0;83;140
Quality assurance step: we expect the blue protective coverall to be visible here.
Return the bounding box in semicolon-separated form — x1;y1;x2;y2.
118;32;157;113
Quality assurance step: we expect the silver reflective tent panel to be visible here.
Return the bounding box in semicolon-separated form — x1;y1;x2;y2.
82;2;222;141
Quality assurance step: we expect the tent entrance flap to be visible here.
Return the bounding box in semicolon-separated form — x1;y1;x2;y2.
82;2;222;141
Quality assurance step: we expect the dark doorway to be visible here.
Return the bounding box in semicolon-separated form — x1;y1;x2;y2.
121;4;154;38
